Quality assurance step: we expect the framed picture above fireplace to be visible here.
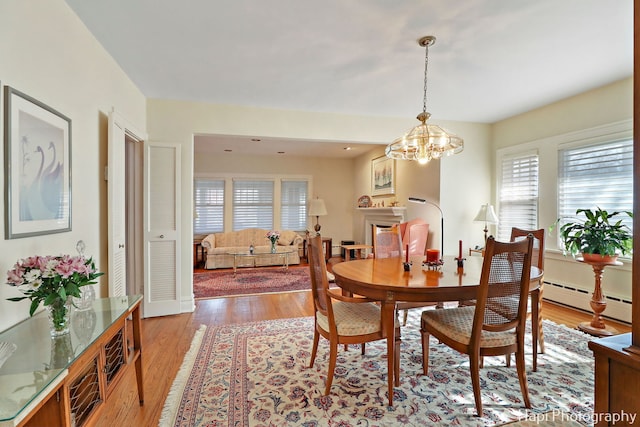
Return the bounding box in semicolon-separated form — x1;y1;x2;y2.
371;156;395;196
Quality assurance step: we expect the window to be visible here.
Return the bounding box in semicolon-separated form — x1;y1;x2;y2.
281;180;308;231
558;139;633;233
194;178;224;234
232;180;274;230
497;152;539;241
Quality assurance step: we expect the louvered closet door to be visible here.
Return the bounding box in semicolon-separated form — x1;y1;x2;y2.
144;142;181;317
107;112;126;297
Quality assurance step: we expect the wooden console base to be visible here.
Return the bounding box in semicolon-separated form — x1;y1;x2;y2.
589;333;640;426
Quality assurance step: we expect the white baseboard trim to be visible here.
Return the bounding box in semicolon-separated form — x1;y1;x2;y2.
543;281;631;324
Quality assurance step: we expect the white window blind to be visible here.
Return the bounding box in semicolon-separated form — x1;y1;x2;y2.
558;139;633;232
233;180;274;230
497;152;539;241
194;178;224;234
281;180;308;231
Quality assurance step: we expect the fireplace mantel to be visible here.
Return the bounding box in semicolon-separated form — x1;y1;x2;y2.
357;207;407;218
357;207;407;247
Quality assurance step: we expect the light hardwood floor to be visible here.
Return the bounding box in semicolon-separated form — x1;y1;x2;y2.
96;271;631;427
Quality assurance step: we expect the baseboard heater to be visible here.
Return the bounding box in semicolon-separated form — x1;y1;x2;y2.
543;280;632;324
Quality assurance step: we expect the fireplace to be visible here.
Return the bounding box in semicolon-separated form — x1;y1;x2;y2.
358;207;407;247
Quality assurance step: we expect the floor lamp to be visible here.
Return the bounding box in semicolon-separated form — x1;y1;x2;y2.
408;197;444;261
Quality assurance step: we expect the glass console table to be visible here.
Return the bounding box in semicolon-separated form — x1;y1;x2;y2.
227;247;296;274
0;295;143;427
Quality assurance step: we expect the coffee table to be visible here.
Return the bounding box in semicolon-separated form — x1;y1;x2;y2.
227;247;297;274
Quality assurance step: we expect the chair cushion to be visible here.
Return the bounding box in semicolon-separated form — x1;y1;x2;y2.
316;301;382;336
421;305;516;348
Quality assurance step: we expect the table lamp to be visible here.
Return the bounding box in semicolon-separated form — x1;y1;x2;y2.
473;203;498;246
308;198;327;234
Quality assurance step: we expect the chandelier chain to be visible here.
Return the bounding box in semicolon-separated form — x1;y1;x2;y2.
422;42;429;114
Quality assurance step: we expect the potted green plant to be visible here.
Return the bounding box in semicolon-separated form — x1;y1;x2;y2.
557;207;633;262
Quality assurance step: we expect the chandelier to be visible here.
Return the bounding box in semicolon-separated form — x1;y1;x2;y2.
385;36;463;165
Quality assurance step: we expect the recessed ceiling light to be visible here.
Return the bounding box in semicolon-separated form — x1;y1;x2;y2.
344;147;352;150
251;138;261;142
224;149;232;152
277;151;285;154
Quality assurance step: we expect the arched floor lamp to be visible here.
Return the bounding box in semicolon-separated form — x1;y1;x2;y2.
408;197;443;261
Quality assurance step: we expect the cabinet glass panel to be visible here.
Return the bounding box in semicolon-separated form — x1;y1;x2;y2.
69;356;102;427
104;328;125;386
0;295;142;423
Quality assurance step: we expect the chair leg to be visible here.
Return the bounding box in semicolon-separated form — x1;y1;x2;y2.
532;283;544;372
515;345;532;409
394;329;401;387
402;309;408;326
325;340;338;395
469;352;483;417
538;283;545;354
361;342;366;355
532;318;538;372
421;329;430;375
309;329;320;368
505;353;511;367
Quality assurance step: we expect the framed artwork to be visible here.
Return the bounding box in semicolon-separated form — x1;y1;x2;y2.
4;86;71;239
371;156;395;196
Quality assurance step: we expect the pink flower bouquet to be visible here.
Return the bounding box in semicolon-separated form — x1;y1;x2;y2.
6;254;103;316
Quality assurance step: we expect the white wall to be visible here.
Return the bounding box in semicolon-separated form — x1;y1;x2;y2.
492;77;633;308
0;0;146;332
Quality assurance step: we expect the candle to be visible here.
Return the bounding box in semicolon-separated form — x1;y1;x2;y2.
405;245;409;263
458;240;462;259
427;249;440;263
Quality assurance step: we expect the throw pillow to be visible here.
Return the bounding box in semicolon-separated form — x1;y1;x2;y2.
278;230;297;245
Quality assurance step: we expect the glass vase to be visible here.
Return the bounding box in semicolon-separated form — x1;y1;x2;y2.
46;296;72;337
270;241;277;253
73;285;96;311
48;333;73;369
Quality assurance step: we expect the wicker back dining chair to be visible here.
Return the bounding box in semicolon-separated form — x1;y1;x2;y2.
420;235;534;416
372;225;404;259
307;234;400;405
372;224;437;325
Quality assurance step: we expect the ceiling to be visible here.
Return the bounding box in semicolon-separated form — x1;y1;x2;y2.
65;0;633;158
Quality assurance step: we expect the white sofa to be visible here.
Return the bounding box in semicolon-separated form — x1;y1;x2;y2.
201;228;303;269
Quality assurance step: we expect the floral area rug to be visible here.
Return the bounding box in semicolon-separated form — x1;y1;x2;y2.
193;267;310;298
159;310;596;427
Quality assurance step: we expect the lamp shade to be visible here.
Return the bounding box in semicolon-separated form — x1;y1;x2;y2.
473;204;498;224
308;198;327;217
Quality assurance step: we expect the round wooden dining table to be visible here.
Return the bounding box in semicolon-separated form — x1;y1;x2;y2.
331;255;543;407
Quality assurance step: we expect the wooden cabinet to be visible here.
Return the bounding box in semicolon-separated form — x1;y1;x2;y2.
0;296;143;427
589;333;640;426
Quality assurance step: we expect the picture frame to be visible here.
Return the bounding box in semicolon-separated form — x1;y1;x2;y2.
371;156;395;196
4;86;71;239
